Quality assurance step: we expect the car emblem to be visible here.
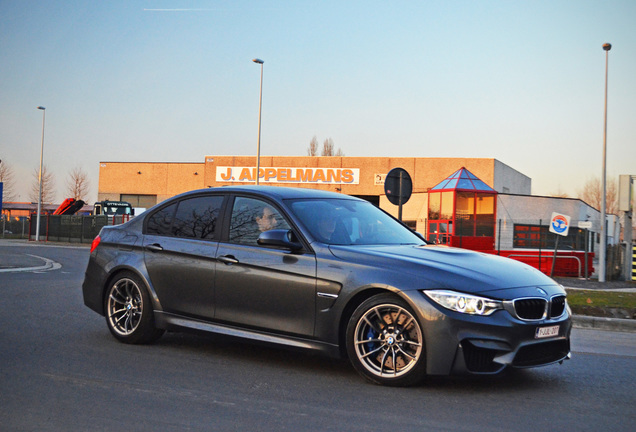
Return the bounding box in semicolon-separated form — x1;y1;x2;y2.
536;288;547;297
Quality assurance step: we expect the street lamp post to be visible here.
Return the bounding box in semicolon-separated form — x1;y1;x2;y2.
253;58;264;185
599;43;611;282
36;106;46;241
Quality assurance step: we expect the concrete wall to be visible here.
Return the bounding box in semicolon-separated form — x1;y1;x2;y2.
97;157;529;211
97;162;205;204
201;156;519;194
494;160;531;194
381;192;429;232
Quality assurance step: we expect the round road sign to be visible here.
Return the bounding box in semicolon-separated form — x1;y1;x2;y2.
384;168;413;206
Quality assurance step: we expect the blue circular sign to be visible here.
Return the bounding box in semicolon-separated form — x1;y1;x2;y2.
551;215;568;234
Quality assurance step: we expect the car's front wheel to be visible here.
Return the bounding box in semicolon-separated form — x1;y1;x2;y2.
105;272;164;344
346;294;426;386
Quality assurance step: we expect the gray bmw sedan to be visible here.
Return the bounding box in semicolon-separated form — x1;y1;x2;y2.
82;186;571;386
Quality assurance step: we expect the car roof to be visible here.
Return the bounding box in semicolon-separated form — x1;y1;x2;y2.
179;185;361;201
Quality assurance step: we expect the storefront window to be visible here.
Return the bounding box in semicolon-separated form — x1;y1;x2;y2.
455;192;474;236
513;225;588;250
453;192;495;237
440;191;454;220
428;222;438;243
428;193;440;220
120;194;157;209
475;194;494;236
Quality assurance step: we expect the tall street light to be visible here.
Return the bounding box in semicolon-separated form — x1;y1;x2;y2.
36;106;46;241
599;43;611;282
253;58;264;185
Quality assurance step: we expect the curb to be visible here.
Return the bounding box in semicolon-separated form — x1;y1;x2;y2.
572;315;636;333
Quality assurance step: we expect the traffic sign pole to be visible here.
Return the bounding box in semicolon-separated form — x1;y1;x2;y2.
384;168;412;222
548;212;571;277
398;171;403;221
550;235;560;277
577;221;592;280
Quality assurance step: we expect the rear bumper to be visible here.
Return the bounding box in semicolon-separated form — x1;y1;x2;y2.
82;255;109;316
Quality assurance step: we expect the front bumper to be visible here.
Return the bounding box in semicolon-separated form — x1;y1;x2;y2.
405;291;572;375
452;332;570;374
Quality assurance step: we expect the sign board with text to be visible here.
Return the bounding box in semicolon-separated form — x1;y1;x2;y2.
216;166;360;184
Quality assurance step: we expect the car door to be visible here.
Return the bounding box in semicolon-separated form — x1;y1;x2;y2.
143;194;225;320
214;196;317;336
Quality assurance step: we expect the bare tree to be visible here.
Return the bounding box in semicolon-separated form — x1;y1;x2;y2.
321;138;335;156
307;136;344;157
30;165;56;204
66;166;90;201
549;187;569;198
307;136;319;156
0;161;18;202
577;177;618;214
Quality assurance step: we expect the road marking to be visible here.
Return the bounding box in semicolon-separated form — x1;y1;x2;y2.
0;254;62;273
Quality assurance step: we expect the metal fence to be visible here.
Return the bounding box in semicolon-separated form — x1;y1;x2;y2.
495;217;626;280
0;214;132;243
30;215;135;242
420;217;599;253
1;213;631;280
420;216;629;280
1;216;30;239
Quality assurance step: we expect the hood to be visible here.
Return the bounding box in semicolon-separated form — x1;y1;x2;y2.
328;244;560;295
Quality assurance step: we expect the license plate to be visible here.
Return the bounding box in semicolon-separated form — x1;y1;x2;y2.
535;325;560;339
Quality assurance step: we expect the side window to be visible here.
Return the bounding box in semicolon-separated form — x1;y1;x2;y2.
172;195;224;240
146;203;177;236
229;197;290;245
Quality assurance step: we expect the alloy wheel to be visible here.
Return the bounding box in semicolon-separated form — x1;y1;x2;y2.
107;277;143;336
353;303;423;378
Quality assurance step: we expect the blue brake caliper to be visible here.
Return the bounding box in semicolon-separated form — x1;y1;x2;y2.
366;328;379;351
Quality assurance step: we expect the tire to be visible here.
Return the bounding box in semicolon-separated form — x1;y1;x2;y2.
346;294;426;386
104;271;164;344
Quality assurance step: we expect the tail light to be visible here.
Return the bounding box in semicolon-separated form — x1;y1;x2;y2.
90;235;101;253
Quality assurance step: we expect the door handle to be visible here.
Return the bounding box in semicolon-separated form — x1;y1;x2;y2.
218;255;239;265
146;244;164;252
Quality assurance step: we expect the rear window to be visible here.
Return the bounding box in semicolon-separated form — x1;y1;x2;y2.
172;195;224;240
146;195;224;240
146;203;176;236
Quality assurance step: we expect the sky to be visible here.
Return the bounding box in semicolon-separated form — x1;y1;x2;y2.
1;0;635;204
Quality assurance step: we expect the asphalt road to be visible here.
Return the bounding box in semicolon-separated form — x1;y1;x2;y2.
1;242;635;431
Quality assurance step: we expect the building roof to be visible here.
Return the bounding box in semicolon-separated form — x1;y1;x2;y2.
430;167;497;193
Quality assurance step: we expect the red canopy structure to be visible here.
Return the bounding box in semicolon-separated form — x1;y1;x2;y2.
427;167;497;250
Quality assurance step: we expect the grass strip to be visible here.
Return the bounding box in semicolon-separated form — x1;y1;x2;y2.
565;289;636;309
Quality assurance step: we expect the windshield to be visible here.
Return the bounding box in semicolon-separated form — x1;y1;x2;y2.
105;205;132;215
287;198;424;246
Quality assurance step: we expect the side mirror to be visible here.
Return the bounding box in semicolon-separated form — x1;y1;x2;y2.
257;229;303;251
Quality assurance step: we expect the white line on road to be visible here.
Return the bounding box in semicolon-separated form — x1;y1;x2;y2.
0;254;62;273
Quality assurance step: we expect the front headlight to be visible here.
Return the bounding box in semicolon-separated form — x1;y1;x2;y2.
423;290;503;316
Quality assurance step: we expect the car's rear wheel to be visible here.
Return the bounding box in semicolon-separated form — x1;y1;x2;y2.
105;272;164;344
346;294;426;386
